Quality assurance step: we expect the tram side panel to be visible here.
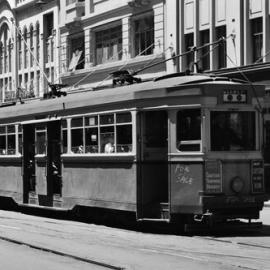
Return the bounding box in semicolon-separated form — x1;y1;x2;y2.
61;159;137;212
170;162;203;214
0;160;23;205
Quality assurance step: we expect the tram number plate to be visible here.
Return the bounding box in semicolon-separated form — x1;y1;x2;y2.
226;196;255;204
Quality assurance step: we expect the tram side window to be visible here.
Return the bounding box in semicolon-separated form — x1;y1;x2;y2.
116;113;132;152
85;116;98;153
62;120;68;154
177;109;201;152
18;125;22;154
67;112;132;154
264;120;270;163
0;125;16;155
0;126;6;155
36;124;46;155
7;125;15;155
100;113;115;153
71;117;84;154
211;112;255;151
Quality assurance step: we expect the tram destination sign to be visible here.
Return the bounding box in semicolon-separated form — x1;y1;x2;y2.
223;89;247;103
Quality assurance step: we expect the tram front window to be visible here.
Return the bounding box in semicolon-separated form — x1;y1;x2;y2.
177;109;201;151
211;111;255;151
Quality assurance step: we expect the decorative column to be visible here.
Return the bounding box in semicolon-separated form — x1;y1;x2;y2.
209;0;215;70
40;32;45;97
263;0;270;62
60;33;68;73
84;28;93;68
122;16;131;60
153;3;164;54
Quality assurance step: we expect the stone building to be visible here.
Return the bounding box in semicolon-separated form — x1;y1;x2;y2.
0;0;60;101
0;0;171;102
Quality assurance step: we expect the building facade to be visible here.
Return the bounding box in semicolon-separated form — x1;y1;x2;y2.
0;0;60;101
0;0;172;102
2;0;270;99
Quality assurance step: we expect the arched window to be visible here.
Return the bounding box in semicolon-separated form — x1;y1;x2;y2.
8;39;12;73
30;25;34;67
2;25;8;73
36;23;40;63
23;28;28;68
0;42;3;74
18;30;22;70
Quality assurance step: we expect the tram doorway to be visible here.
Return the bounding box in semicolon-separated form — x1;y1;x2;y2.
137;110;169;220
22;120;62;206
47;121;62;199
22;124;36;203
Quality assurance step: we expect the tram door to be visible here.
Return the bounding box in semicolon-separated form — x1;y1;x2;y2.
23;124;36;203
138;111;169;219
47;121;62;200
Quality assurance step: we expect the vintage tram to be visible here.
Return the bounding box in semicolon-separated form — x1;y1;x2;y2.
0;74;268;225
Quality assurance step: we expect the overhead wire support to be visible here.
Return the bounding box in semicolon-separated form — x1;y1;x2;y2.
220;34;264;114
10;18;67;99
133;36;229;76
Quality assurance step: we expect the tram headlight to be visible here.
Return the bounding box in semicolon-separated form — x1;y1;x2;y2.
230;176;244;193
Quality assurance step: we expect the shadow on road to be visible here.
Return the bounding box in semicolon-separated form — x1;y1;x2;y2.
10;205;270;239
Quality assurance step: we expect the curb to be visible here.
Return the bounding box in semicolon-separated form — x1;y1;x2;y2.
264;202;270;208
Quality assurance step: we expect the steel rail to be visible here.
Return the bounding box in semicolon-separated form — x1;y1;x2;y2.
0;235;125;270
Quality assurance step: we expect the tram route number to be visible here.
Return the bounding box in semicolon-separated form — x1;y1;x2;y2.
174;165;194;185
226;196;255;204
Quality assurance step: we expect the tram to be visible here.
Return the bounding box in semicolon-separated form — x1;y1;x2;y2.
0;74;268;225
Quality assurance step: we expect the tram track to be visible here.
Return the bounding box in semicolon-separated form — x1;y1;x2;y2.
195;235;270;250
0;235;125;270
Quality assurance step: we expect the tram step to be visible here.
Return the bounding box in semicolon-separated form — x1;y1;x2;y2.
160;202;169;220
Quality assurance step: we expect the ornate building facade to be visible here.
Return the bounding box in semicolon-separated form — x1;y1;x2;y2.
0;0;171;102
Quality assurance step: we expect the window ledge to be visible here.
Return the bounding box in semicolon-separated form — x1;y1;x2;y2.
61;53;164;79
0;155;22;162
62;153;136;162
66;1;85;11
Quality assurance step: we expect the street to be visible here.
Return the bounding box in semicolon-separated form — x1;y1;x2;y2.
0;207;270;269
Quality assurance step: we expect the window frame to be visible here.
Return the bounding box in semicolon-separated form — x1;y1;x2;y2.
64;110;134;156
251;17;263;63
176;108;202;153
0;124;21;156
132;12;155;57
210;109;257;152
94;24;122;65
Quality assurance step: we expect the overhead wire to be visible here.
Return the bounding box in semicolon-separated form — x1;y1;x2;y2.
9;18;50;84
95;42;157;88
223;35;263;114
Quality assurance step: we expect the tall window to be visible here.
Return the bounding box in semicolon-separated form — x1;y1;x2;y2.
134;15;154;56
8;39;12;72
68;35;84;71
216;26;226;69
0;43;2;74
95;25;122;65
252;18;263;63
200;30;210;71
30;26;34;67
36;24;40;63
24;28;28;68
18;32;22;70
185;33;194;71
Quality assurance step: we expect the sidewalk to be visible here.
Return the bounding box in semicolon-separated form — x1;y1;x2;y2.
264;201;270;207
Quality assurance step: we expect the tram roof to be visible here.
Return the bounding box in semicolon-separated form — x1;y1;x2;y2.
0;74;263;121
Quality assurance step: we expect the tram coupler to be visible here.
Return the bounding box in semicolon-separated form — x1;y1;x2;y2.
194;210;214;226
